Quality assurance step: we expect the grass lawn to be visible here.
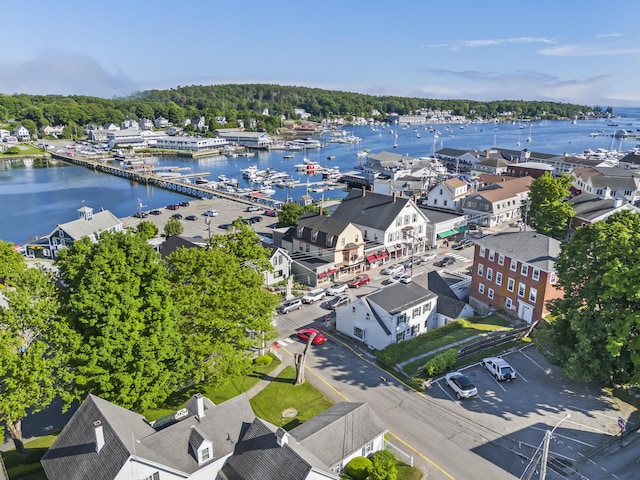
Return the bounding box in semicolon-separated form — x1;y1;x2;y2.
250;365;333;430
397;461;424;480
1;435;58;480
144;356;281;421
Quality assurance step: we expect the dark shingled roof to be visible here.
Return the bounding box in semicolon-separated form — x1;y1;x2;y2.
427;271;470;319
365;282;437;315
475;231;560;272
331;188;413;231
569;193;627;221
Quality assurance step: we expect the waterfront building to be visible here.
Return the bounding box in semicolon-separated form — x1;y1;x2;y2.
217;130;273;149
155;136;228;151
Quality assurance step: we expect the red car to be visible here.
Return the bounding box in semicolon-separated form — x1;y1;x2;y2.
296;328;326;345
264;210;277;217
348;274;371;288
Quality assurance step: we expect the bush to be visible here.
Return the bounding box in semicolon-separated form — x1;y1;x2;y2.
4;146;20;155
423;348;458;377
345;456;372;480
369;450;397;480
254;355;273;367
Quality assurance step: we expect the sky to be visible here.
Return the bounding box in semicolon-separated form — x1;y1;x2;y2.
2;0;639;107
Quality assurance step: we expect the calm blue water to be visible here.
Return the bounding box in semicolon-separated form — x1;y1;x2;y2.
2;107;639;245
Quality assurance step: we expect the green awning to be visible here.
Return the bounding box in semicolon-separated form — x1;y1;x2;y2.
437;229;459;239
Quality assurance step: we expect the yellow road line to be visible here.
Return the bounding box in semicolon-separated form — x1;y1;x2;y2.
388;431;456;480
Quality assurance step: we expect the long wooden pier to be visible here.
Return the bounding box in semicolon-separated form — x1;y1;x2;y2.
51;153;284;209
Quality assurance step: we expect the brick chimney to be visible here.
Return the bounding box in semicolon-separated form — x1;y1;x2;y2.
361;185;366;197
93;420;105;453
392;192;397;202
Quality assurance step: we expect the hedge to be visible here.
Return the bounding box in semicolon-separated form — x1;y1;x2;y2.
423;348;458;377
345;456;372;480
254;355;273;366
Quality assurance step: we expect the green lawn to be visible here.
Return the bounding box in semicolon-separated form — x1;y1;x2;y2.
1;436;58;480
250;365;333;430
144;356;281;421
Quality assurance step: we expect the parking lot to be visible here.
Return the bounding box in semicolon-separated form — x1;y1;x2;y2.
424;344;632;478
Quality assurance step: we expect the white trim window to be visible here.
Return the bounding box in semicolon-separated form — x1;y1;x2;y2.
479;246;486;258
354;327;365;339
529;287;537;303
477;263;484;276
532;268;540;281
521;264;529;276
518;282;526;297
488;250;495;261
510;258;517;271
496;272;503;286
505;297;513;309
507;278;515;292
550;271;558;285
488;288;494;300
498;254;505;266
486;268;493;281
479;283;485;295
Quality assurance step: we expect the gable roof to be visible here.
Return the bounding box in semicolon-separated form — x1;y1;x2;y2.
331;188;415;230
471;176;533;202
426;271;470;319
569;193;630;221
56;210;121;240
366;282;436;315
158;235;201;257
475;231;560;272
296;213;353;242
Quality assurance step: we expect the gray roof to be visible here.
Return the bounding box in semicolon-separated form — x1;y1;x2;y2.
475;231;560;272
290;402;387;467
419;207;465;225
57;210;122;240
569;193;625;220
619;153;640;165
42;394;256;480
366;282;437;315
331;188;413;231
427;271;469;319
296;213;353;244
476;158;509;168
588;175;637;190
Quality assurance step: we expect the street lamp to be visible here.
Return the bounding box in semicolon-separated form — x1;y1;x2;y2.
204;217;211;242
402;226;418;278
520;413;571;480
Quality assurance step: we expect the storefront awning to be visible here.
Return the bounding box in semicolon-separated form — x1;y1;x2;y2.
437;229;459;239
366;255;378;263
318;268;338;279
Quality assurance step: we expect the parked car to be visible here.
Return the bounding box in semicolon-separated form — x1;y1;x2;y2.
150;209;163;215
348;274;371;288
203;209;218;217
264;210;277;217
382;273;404;285
327;294;351;310
166;204;180;210
325;283;348;296
482;357;516;381
185;215;198;221
399;274;412;284
418;252;437;263
171;213;183;219
246;205;261;212
250;216;263;223
434;256;456;267
133;211;148;219
279;298;303;314
445;372;478;399
296;328;326;345
219;223;233;230
381;264;405;276
302;288;326;304
178;201;190;207
452;239;474;250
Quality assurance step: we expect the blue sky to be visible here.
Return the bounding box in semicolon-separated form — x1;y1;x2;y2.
2;0;639;107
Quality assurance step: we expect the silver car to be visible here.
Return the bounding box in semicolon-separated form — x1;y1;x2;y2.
445;372;478;399
325;283;348;296
279;298;303;314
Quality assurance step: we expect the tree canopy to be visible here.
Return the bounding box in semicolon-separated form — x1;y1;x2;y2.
56;232;188;410
164;216;184;237
525;173;575;239
536;210;640;385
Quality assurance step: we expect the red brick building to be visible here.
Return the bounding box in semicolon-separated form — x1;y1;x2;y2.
469;231;562;324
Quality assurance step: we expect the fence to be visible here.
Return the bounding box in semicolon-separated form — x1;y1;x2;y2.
384;439;413;467
457;325;529;360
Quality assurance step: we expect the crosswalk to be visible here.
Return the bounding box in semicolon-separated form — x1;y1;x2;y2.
274;338;295;347
445;252;473;263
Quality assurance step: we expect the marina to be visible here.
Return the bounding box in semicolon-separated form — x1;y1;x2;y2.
1;106;640;244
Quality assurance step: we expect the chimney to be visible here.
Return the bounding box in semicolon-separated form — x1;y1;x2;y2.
392;192;397;202
361;185;366;197
93;420;105;453
195;393;205;419
275;427;289;447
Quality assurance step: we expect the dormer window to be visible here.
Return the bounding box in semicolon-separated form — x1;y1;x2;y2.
297;227;303;238
189;427;213;465
311;231;318;242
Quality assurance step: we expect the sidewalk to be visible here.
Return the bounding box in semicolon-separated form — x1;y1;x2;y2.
244;357;290;399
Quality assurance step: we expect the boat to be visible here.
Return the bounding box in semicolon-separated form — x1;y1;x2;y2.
283;153;295;159
526;124;532;143
327;155;336;160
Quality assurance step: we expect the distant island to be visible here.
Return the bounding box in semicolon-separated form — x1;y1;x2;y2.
0;84;615;139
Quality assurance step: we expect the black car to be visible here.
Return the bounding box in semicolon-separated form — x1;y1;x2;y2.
250;216;263;223
171;213;183;219
185;215;198;221
133;211;148;218
149;209;163;215
434;256;456;267
179;201;190;207
166;204;180;210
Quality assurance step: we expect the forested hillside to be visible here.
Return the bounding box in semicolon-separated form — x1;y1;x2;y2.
0;84;594;136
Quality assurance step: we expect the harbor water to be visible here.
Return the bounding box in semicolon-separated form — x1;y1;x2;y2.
1;107;639;245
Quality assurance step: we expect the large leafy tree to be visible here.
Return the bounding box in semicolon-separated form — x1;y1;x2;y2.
164;216;184;237
0;257;73;452
525;172;574;239
56;232;188;410
536;210;640;384
167;227;279;386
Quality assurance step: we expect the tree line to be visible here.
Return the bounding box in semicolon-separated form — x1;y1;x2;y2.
0;84;595;136
0;222;280;452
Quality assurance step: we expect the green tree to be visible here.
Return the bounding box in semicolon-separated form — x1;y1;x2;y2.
368;450;398;480
56;232;188;410
166;232;279;386
278;202;306;227
3;146;20;155
536;210;640;384
0;240;25;281
0;264;74;452
345;456;372;480
525;172;574;239
164;216;184;237
136;220;159;240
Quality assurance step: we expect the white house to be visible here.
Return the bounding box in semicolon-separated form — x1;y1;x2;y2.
336;282;438;350
12;125;31;141
422;178;469;212
263;246;292;286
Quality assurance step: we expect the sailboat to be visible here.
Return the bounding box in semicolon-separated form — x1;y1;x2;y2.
526;124;532;143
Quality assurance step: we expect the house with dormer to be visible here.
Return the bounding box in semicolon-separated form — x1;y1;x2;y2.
41;393;387;480
12;125;31;141
567;193;640;235
461;176;533;227
330;188;431;268
22;206;122;259
570;166;640;205
283;213;365;286
336;281;438;350
422;178;468;212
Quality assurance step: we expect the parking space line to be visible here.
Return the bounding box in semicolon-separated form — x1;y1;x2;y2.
484;370;507;391
519;349;550;374
567;405;620;421
437;380;456;401
513;368;528;383
530;426;595;448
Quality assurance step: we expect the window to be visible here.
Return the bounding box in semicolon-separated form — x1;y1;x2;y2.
521;264;529;276
444;200;448;206
363;441;374;456
434;199;438;205
498;254;505;266
413;307;421;317
479;246;486;258
510;259;517;271
397;314;407;326
305;244;310;252
550;271;558;285
529;287;537;303
354;327;365;339
532;268;540;281
505;297;513;309
311;231;318;242
423;303;432;314
518;282;525;297
412;213;417;222
488;250;495;261
477;263;484;276
488;288;494;299
396;218;402;227
139;473;159;480
202;447;210;461
496;272;502;286
479;283;485;294
341;237;345;246
486;268;493;281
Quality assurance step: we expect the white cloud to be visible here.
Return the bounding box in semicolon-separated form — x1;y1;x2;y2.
457;37;556;48
595;33;624;38
539;44;640;56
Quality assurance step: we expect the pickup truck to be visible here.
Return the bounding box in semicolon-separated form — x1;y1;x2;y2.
482;357;516;381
